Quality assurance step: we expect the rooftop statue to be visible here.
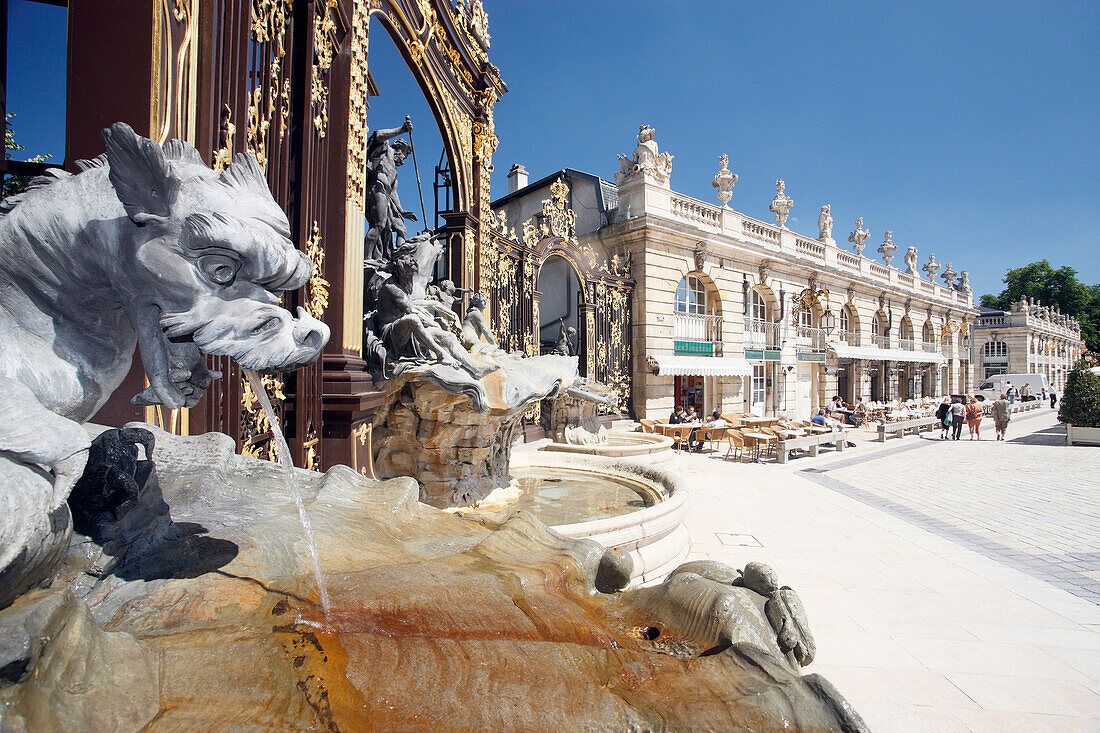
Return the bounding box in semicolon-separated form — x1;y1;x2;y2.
712;153;737;207
904;246;919;275
769;179;794;228
848;217;870;255
364;115;417;262
922;253;941;281
878;230;898;265
940;261;958;288
616;124;673;186
817;204;833;242
0;122;328;605
956;270;972;293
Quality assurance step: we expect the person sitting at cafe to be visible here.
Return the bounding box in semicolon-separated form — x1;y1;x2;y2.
811;409;828;426
668;405;687;424
853;396;868;422
693;410;728;450
685;405;698;422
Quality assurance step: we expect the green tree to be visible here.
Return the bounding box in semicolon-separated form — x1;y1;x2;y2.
981;260;1100;352
1058;360;1100;428
3;113;53;199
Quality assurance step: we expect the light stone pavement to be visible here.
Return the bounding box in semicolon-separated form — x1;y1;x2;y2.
667;408;1100;733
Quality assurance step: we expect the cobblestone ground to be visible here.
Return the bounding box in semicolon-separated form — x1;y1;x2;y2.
803;409;1100;604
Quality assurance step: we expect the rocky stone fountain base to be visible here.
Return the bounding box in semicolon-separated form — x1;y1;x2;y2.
1;425;868;732
371;351;577;508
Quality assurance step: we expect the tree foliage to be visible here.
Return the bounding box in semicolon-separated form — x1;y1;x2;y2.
1058;360;1100;428
3;113;53;199
981;260;1100;351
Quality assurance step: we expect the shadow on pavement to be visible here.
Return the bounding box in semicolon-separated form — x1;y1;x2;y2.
1007;424;1067;446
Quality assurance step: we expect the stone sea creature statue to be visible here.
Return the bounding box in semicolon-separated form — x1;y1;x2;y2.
0;122;329;606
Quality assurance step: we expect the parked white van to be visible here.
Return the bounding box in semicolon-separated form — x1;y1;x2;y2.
974;373;1048;402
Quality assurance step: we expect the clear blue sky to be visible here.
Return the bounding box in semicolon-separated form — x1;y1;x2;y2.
9;1;1098;301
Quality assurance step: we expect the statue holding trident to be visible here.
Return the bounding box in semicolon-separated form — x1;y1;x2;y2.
365;115;419;262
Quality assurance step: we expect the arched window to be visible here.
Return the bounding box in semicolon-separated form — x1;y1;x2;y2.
900;320;912;340
871;315;881;338
675;276;706;315
840;307;850;333
922;321;934;343
749;290;767;321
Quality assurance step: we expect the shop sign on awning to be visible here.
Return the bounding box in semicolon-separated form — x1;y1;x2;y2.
646;354;753;376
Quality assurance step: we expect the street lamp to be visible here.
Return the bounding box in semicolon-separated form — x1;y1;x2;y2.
821;308;836;335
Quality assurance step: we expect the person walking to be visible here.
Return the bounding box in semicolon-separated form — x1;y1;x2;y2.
1006;383;1017;404
950;398;967;440
1050;390;1058;409
992;393;1011;440
936;397;952;440
1020;382;1031;402
965;397;984;440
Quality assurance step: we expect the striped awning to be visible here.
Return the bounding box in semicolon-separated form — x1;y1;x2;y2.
647;354;753;376
830;344;946;364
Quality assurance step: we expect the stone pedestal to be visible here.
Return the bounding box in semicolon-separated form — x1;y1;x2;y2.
371;352;578;507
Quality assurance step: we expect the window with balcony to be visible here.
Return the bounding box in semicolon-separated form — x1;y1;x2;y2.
796;305;824;351
922;321;937;352
871;314;886;349
899;320;914;351
745;290;776;349
839;306;859;346
674;276;720;355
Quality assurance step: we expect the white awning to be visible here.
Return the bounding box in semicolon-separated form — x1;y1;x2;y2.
830;344;946;364
647;354;753;376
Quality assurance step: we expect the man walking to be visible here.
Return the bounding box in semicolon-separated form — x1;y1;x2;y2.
992;393;1011;441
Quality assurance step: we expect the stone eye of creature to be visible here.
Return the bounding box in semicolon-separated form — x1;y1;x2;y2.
198;253;241;285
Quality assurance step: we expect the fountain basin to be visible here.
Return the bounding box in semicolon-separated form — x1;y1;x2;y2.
505;449;690;585
539;430;674;464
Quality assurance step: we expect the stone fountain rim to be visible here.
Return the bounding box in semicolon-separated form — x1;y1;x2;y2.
538;430;674;457
507;448;689;538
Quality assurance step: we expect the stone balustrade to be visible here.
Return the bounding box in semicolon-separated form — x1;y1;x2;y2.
648;187;973;308
837;251;861;270
795;237;826;260
670;193;721;228
741;218;781;245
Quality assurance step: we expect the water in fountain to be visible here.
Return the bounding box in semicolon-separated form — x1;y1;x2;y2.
244;369;332;615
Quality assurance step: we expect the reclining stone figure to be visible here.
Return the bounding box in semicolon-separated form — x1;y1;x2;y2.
0;122;329;606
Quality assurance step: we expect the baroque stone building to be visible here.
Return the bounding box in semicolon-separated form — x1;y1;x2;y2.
971;299;1085;393
495;127;980;420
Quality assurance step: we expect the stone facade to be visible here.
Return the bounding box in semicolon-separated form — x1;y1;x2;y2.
971;300;1085;393
495;128;980;420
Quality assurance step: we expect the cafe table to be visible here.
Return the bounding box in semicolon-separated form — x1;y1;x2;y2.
741;431;776;461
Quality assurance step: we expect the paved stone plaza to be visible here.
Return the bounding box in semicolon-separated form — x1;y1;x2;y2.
672;408;1100;732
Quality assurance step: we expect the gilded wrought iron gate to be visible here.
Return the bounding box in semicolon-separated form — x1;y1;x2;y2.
188;0;344;469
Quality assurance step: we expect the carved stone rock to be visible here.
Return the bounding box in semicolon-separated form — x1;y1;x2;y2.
371;353;578;507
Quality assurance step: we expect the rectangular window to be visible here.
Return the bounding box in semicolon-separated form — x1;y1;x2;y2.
752;365;765;406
